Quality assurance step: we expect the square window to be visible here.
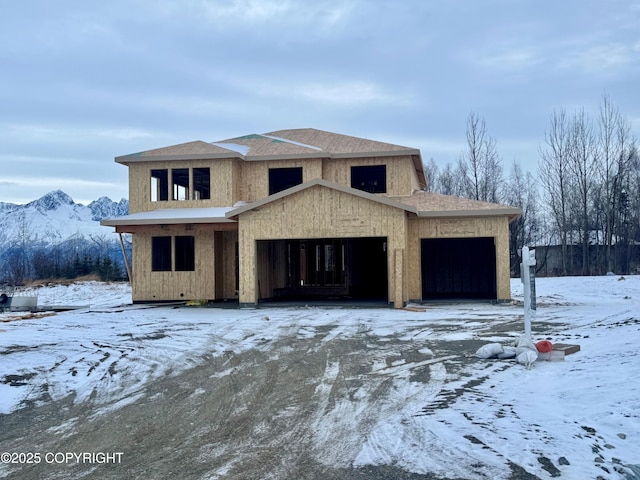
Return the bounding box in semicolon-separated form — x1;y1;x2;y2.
175;236;195;271
351;165;386;193
269;167;303;195
152;236;172;271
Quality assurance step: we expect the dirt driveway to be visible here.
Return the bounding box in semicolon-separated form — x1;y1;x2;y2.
0;307;547;480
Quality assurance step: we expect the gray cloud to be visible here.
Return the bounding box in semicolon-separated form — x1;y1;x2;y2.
0;0;638;204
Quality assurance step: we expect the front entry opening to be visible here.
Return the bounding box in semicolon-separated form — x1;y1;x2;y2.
421;237;497;300
257;237;388;302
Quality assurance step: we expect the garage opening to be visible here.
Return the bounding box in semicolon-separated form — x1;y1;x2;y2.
257;237;388;302
421;237;497;300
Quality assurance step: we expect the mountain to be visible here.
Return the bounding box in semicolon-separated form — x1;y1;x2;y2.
0;191;130;283
88;196;129;221
0;190;129;248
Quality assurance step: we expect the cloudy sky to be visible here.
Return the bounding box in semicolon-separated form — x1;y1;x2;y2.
1;0;639;205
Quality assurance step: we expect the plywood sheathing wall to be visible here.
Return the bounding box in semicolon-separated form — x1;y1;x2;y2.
241;158;323;202
323;155;420;197
129;225;238;302
237;185;409;306
127;159;240;213
406;216;512;301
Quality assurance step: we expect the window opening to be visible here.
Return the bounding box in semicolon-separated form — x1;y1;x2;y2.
351;165;386;193
172;168;189;201
193;167;210;200
152;236;171;271
269;167;303;195
175;236;195;271
151;169;169;201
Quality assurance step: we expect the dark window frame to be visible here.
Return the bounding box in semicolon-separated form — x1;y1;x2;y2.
172;168;190;201
351;165;387;193
151;169;169;202
152;236;172;271
192;167;211;200
175;235;195;271
268;167;303;195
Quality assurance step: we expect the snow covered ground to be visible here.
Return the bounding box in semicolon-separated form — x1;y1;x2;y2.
1;276;639;479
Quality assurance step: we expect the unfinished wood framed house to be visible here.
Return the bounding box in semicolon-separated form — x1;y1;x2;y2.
102;128;520;307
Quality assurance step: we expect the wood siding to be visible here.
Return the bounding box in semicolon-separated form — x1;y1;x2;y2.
240;158;323;202
127;224;238;302
237;185;408;306
323;155;420;197
406;216;512;301
128;158;240;213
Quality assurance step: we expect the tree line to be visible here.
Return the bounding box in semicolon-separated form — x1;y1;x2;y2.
1;226;130;286
425;94;640;276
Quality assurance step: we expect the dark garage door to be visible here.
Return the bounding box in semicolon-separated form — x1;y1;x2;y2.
421;237;496;300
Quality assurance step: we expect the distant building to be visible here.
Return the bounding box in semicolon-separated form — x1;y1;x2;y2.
102;129;520;306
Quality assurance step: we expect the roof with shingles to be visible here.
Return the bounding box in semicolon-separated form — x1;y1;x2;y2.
215;133;323;158
391;191;521;219
116;128;419;162
264;128;416;156
121;140;238;158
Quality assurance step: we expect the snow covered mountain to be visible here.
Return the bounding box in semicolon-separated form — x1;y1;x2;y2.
0;190;128;248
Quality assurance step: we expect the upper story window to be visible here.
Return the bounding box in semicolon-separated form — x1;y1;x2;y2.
150;167;211;201
351;165;386;193
269;167;303;195
151;170;169;202
172;168;189;201
193;168;211;200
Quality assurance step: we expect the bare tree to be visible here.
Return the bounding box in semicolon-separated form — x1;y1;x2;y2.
569;108;598;274
596;93;634;273
459;112;503;203
538;109;573;275
505;161;541;275
423;158;439;192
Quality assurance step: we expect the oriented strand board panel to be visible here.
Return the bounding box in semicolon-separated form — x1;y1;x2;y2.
240;158;323;202
323;155;420;197
237;184;408;306
128;224;237;302
127;158;241;213
406;216;512;301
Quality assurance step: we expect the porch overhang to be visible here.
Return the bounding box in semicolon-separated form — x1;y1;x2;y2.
100;207;237;227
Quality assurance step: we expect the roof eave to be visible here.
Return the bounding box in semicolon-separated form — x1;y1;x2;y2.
101;217;236;227
115;153;244;164
416;208;522;219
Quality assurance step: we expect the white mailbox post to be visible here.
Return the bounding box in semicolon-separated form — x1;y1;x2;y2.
521;246;537;339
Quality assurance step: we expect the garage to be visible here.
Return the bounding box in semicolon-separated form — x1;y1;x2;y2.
256;237;388;302
421;237;497;300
